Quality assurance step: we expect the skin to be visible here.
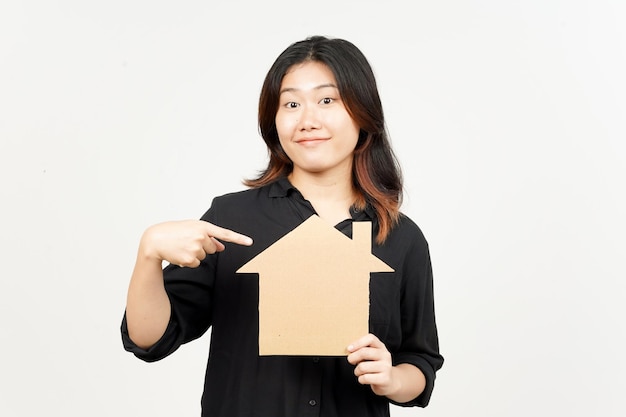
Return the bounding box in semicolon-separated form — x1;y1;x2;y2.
275;61;361;226
125;221;252;349
125;59;425;404
347;334;426;403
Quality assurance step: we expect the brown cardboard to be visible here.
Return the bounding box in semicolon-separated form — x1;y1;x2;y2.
236;215;394;356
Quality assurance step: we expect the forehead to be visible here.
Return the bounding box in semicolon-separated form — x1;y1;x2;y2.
280;61;338;92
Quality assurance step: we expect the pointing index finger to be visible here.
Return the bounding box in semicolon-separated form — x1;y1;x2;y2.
203;221;253;246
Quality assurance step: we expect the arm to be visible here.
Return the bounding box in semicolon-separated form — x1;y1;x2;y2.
125;244;171;350
347;334;426;403
125;220;253;349
347;219;444;406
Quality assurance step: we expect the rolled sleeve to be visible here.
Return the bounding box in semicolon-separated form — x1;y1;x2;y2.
121;312;184;362
391;352;441;407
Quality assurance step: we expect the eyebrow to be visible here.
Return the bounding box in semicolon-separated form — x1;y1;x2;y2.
279;83;338;95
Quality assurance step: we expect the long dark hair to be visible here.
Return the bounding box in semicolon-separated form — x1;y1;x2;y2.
244;36;403;244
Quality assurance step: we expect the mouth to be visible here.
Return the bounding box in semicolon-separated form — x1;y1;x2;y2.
294;137;330;145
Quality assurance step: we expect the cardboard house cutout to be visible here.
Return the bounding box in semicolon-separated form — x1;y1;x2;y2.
236;214;394;356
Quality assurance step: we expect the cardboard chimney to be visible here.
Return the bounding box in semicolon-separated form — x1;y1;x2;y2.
237;215;394;356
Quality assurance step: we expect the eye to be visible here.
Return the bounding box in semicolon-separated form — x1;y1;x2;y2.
320;97;334;105
284;101;299;109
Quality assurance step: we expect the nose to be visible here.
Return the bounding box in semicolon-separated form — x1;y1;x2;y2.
298;105;321;131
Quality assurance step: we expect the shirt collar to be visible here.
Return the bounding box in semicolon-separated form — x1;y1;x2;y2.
268;177;297;198
267;176;376;221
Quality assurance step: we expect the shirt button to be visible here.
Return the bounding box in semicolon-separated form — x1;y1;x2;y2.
312;357;319;363
309;400;317;406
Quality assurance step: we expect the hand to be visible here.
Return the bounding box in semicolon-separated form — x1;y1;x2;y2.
346;333;398;397
139;220;253;267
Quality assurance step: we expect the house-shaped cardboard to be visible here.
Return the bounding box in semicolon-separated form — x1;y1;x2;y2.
236;214;394;356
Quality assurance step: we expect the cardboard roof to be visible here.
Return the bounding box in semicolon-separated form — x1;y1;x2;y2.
237;214;394;356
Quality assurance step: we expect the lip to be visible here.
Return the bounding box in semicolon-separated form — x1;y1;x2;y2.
294;137;330;145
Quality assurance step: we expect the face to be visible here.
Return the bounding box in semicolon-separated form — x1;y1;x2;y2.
275;61;360;178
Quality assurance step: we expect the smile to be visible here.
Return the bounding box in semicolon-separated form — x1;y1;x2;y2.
294;137;330;145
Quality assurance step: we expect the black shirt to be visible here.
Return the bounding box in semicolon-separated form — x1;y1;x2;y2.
121;178;443;417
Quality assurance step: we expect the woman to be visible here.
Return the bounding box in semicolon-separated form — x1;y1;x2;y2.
122;35;443;416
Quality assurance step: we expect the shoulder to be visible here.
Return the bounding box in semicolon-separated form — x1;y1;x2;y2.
200;183;277;225
211;187;262;206
209;177;293;211
378;212;431;261
204;186;265;218
393;213;429;245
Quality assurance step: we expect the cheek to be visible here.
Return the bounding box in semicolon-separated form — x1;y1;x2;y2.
275;113;296;141
343;120;361;147
275;116;293;158
331;111;360;140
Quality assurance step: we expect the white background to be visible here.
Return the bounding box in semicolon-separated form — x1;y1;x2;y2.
1;1;625;416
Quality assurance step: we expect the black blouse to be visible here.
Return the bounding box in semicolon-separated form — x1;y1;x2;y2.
121;178;443;417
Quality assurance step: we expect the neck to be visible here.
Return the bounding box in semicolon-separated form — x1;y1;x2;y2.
288;168;356;225
289;170;354;201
